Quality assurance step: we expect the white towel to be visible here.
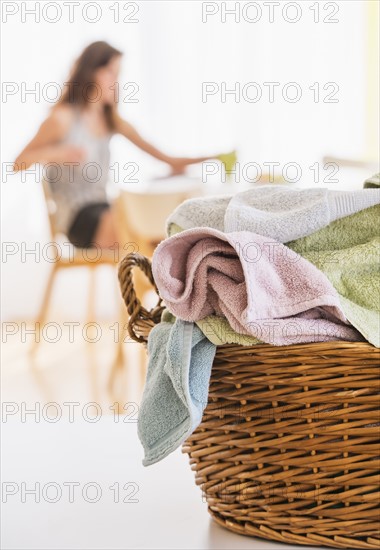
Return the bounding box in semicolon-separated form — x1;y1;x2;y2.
166;194;231;234
166;186;380;242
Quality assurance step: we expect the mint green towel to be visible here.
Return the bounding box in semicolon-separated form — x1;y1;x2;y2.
288;205;379;347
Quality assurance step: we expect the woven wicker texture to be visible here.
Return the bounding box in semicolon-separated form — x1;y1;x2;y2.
118;253;380;549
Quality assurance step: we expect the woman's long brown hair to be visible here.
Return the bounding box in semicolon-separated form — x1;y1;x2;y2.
58;41;122;130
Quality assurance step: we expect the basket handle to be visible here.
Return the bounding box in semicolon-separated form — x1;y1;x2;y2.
118;252;164;344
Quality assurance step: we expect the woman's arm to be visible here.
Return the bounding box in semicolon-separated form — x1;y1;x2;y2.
13;106;85;171
114;115;217;174
114;116;171;164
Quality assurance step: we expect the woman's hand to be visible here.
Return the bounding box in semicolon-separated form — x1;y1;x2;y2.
115;117;221;176
167;157;194;176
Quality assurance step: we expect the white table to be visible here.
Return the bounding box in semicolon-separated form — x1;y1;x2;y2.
118;175;250;241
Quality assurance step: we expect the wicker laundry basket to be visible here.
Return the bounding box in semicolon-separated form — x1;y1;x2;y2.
118;252;380;550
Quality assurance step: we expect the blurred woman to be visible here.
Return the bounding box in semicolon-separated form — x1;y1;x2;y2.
14;41;217;248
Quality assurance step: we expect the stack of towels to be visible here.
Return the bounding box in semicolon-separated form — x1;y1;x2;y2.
137;185;380;466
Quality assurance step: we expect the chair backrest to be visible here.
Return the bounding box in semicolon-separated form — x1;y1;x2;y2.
41;179;118;265
41;179;59;240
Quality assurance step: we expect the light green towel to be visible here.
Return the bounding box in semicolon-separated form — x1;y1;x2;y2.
288;205;380;347
167;206;380;347
169;222;186;236
163;301;260;346
165;315;261;346
197;315;262;346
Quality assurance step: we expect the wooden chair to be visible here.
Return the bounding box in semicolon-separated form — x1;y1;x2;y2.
30;180;127;360
33;179;203;399
32;181;163;405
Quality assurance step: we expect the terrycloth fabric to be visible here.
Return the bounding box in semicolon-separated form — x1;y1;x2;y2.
288;205;380;347
197;315;262;346
168;222;183;236
225;187;380;242
138;318;216;466
162;306;262;346
168;205;380;347
167;194;231;235
152;227;361;346
166;186;380;242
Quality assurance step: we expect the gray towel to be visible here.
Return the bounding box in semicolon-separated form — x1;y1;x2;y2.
166;185;380;242
166;194;231;235
138;318;216;466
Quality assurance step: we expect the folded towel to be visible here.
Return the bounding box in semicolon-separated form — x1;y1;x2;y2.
166;186;380;242
197;315;262;346
138;318;216;466
225;187;380;242
169;205;379;347
289;204;380;347
152;227;361;346
167;194;231;234
162;306;262;346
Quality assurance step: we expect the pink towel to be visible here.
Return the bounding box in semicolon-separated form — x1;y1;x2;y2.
152;228;362;346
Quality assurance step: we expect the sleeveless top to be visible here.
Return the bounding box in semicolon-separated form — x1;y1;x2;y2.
45;109;112;235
